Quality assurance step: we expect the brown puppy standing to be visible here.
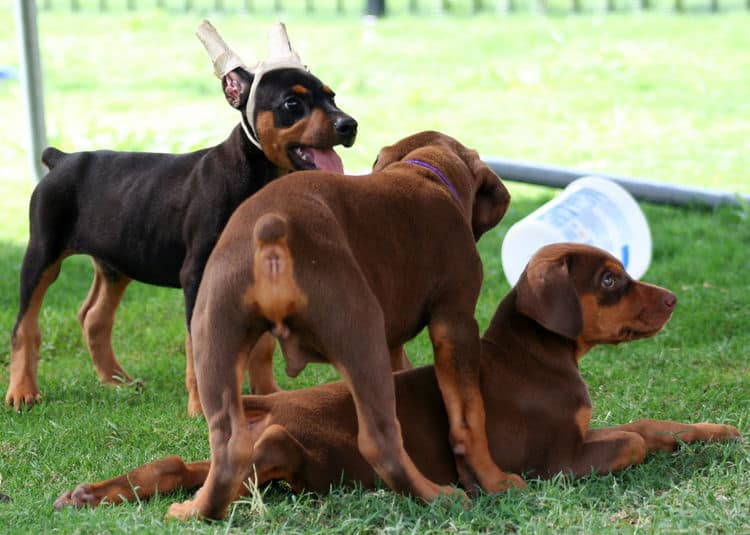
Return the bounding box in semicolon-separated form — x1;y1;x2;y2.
170;130;518;519
56;243;741;511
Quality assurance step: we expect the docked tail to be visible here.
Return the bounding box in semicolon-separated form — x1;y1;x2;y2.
245;213;307;338
41;147;67;169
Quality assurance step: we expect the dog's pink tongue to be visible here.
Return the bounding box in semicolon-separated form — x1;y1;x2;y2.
310;148;344;173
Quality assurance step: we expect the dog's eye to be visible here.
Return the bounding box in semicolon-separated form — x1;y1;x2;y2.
282;97;302;112
601;272;616;288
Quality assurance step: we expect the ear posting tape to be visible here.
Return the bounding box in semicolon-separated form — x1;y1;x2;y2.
196;20;309;150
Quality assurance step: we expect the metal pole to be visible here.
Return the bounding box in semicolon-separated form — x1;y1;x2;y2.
366;0;385;15
483;156;750;208
15;0;48;183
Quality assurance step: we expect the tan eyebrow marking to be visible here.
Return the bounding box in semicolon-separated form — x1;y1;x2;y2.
291;84;309;95
322;84;335;96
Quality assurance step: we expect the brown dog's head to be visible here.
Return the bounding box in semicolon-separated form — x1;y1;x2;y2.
372;131;510;240
514;243;677;357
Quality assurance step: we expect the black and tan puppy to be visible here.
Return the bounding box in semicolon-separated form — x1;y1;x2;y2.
6;25;357;413
55;244;741;515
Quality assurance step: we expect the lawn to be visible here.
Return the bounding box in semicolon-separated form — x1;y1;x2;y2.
1;3;749;533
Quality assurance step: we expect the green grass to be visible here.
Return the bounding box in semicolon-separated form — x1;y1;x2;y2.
1;4;749;533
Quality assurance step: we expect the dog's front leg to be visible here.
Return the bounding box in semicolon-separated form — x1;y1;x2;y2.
567;429;648;475
570;421;740;476
592;420;742;453
428;312;525;494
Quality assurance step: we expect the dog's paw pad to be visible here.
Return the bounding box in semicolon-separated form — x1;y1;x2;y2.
54;484;98;510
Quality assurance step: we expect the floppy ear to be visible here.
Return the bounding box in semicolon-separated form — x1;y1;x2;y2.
515;256;582;339
372;131;444;172
471;161;510;240
223;68;253;110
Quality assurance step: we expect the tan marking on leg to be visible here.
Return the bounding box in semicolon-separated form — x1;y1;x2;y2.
79;263;132;384
185;334;203;417
246;333;280;395
389;345;412;371
575;406;592;439
77;258;102;327
6;259;63;409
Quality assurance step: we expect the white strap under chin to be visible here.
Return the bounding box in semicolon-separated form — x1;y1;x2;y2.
244;57;309;151
240;116;262;150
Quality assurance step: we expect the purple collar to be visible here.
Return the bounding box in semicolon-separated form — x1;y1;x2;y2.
405;159;461;202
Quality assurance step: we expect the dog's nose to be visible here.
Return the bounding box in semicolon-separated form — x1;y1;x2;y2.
664;292;677;309
334;116;358;145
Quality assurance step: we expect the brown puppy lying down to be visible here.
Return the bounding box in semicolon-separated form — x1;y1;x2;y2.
55;243;741;512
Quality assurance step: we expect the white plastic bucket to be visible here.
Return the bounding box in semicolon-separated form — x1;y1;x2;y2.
501;176;652;286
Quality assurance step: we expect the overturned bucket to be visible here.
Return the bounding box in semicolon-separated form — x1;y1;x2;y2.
501;176;652;286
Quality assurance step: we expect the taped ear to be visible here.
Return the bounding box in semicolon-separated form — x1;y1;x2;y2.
223;69;253;110
196;19;251;79
471;162;510;240
515;256;582;339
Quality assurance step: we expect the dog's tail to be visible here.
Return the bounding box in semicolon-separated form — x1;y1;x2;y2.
41;147;67;169
245;213;307;338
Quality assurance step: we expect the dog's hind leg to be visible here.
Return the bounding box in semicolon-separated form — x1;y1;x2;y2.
77;259;132;385
7;249;65;410
389;345;413;371
317;302;458;502
54;456;210;509
245;424;307;493
246;333;280;395
186;331;279;418
184;334;203;417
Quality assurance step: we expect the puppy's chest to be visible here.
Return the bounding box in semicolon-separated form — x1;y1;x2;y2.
523;376;591;436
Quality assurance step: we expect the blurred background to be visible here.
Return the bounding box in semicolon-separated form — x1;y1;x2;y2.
1;4;748;532
3;0;749;192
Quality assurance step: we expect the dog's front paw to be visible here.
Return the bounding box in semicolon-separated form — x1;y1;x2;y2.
186;398;204;419
53;484;99;510
456;456;526;494
166;499;202;521
689;423;742;442
494;472;527;492
5;383;42;412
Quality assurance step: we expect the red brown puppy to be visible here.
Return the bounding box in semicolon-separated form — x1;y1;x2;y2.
55;243;741;512
176;130;517;519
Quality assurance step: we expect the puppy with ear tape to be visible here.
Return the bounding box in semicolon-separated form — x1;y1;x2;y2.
6;21;358;416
